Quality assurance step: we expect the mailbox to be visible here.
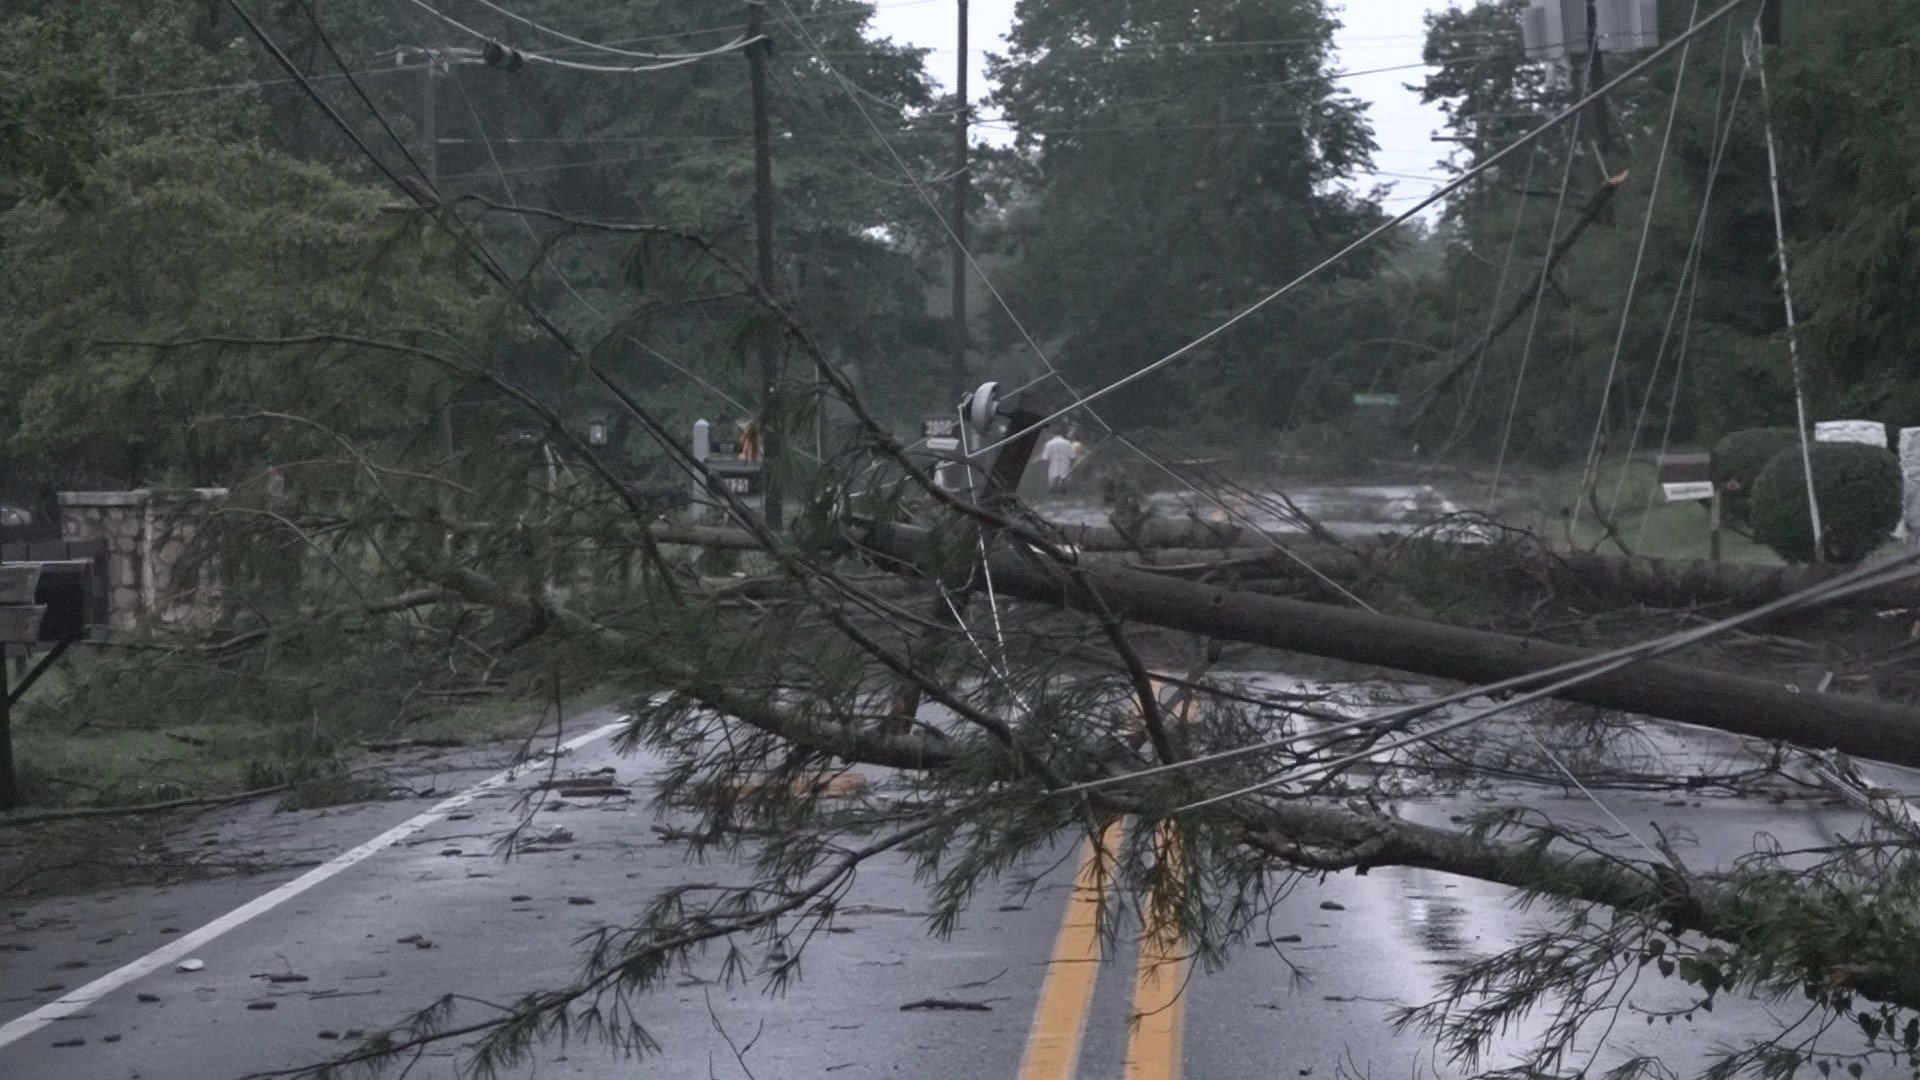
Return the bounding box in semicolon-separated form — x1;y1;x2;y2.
922;416;963;455
0;559;96;644
705;461;764;499
1658;453;1714;503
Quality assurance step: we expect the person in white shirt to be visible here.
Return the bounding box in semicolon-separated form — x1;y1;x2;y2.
1041;432;1074;492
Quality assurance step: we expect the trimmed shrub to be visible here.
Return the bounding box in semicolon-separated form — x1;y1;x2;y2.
1712;427;1800;523
1750;442;1902;564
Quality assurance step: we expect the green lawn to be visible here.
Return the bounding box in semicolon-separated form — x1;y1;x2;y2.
6;650;617;812
1491;454;1780;564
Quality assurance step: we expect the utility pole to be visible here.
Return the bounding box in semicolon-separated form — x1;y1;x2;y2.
947;0;971;410
746;0;783;530
417;50;457;460
1582;0;1618;165
419;51;437;191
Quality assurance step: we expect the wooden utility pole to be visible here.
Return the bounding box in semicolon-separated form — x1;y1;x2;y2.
746;0;784;530
419;51;437;192
416;50;458;459
1582;0;1618;165
947;0;971;409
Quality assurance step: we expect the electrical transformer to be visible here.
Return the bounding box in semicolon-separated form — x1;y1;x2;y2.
1521;0;1658;60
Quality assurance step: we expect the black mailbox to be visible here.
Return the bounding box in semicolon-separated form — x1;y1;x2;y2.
0;539;106;644
705;461;764;499
33;561;94;643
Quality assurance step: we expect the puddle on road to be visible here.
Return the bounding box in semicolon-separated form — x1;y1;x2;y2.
1391;871;1469;956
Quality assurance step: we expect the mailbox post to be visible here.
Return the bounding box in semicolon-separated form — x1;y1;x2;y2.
1656;452;1716;561
0;558;98;809
0;564;42;809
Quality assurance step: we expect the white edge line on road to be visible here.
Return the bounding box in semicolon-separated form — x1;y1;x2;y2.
0;716;630;1051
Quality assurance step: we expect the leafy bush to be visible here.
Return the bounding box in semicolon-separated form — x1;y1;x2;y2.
1750;442;1902;563
1712;427;1801;523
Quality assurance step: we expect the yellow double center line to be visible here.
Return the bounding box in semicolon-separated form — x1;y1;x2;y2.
1022;676;1195;1080
1127;822;1189;1080
1019;820;1125;1079
1016;821;1190;1080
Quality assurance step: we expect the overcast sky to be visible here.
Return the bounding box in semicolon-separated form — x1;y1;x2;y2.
865;0;1458;210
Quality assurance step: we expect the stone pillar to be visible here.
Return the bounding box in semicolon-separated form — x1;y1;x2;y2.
60;491;148;633
691;418;712;523
1900;428;1920;543
58;489;227;632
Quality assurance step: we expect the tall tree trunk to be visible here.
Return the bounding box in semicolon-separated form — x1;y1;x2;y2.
863;522;1920;769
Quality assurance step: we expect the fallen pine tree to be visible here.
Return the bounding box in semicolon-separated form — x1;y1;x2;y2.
650;517;1920;611
856;520;1920;771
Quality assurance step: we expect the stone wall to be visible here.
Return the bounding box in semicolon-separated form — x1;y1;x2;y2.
58;489;227;632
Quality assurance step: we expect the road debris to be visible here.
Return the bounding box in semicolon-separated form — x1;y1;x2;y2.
535;775;629;798
899;997;993;1012
176;959;205;973
836;904;911;917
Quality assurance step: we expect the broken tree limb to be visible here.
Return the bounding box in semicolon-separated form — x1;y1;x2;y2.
402;553;971;773
660;515;1920;612
861;522;1920;771
1059;532;1920;612
1235;799;1920;1012
649;517;1262;553
0;782;298;827
1044;516;1252;551
405;550;1920;1018
1406;171;1630;426
647;523;767;549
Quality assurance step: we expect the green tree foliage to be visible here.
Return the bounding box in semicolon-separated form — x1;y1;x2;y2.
0;0;960;495
1750;441;1901;564
0;135;490;488
1766;5;1920;418
1711;425;1799;522
985;0;1385;424
0;2;260;212
1418;0;1554;219
357;0;955;428
1400;0;1920;473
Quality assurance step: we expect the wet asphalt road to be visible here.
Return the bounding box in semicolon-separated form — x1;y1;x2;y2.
0;703;1879;1080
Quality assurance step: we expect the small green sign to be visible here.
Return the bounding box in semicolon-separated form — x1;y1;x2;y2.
1352;392;1400;408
